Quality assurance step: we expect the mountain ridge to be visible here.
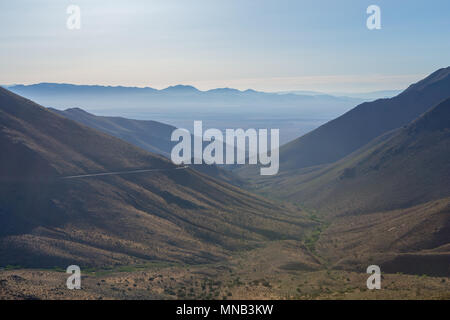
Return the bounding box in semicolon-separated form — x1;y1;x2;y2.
277;67;450;171
252;97;450;216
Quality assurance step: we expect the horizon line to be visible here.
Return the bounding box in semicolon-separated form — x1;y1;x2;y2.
2;81;408;96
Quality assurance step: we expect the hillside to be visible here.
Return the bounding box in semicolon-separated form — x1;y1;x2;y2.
50;108;243;185
317;197;450;276
243;98;450;276
236;80;450;277
278;67;450;171
50;107;176;157
0;87;313;269
249;98;450;216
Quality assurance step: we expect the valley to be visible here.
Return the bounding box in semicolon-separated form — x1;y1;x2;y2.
1;68;450;300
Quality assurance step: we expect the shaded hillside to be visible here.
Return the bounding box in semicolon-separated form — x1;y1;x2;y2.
278;67;450;171
0;88;313;268
50;107;176;157
254;98;450;216
50;107;243;185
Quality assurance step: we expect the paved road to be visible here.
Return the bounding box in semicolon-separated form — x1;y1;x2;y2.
61;166;188;179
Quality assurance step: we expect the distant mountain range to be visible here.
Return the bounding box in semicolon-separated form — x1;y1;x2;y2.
4;82;363;118
5;82;365;144
278;90;402;100
333;90;403;100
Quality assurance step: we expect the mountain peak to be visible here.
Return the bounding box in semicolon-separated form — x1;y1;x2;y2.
206;88;242;94
63;107;90;114
162;84;200;93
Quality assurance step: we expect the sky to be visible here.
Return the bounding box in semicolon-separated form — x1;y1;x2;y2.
1;0;449;93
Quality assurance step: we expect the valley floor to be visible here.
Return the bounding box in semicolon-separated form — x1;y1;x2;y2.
1;241;448;300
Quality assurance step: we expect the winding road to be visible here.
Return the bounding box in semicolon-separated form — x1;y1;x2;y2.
61;166;189;179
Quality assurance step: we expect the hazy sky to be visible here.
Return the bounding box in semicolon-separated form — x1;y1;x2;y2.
1;0;449;92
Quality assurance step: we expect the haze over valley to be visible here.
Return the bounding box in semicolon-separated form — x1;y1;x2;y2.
7;83;366;144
